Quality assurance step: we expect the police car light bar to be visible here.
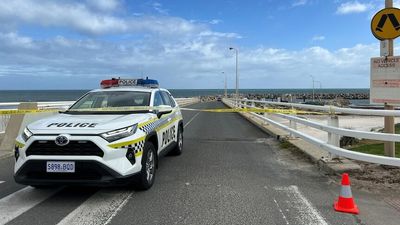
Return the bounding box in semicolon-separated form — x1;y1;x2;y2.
100;77;159;89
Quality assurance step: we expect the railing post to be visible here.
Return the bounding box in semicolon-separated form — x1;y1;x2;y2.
263;103;267;117
288;105;297;139
289;120;297;139
327;115;340;159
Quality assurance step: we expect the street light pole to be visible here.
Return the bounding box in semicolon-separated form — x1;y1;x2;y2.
222;71;227;98
309;74;315;102
229;47;239;105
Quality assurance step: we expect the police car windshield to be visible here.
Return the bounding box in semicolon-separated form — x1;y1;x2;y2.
67;91;151;113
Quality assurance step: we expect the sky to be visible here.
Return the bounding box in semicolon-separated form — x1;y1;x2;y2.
0;0;397;89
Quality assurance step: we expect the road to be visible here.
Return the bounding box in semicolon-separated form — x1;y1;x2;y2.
0;101;399;225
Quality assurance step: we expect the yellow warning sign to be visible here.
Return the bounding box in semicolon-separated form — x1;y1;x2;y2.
371;7;400;40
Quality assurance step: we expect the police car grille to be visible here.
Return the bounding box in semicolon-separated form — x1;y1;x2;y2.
26;141;104;157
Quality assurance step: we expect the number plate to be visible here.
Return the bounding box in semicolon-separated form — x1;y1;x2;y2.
46;161;75;173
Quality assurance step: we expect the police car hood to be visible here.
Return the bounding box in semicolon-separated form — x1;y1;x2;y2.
27;113;152;134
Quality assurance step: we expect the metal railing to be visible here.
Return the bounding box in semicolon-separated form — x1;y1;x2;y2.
224;98;400;167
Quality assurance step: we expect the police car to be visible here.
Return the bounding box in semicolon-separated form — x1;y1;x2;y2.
14;78;184;190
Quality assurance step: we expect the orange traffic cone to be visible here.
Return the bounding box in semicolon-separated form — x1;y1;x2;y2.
334;173;359;214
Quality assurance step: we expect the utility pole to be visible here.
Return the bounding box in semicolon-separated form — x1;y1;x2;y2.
384;0;396;157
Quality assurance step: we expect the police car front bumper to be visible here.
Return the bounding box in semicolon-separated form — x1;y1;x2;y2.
14;160;139;186
14;135;144;186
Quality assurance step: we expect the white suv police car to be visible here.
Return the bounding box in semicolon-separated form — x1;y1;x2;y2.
14;78;184;190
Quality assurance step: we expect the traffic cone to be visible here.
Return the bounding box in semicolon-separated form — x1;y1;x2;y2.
334;173;359;214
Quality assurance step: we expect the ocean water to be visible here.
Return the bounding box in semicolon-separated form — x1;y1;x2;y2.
0;88;370;107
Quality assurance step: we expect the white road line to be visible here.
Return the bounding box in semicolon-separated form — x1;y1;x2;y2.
274;185;329;225
0;186;60;225
0;181;4;184
273;198;290;225
184;111;200;128
57;189;133;225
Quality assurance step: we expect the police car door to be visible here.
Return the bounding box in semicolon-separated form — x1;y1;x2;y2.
158;91;177;153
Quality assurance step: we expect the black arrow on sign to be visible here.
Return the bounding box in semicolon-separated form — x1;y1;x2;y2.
376;13;400;32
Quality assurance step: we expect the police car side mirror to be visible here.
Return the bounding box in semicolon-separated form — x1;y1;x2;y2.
156;105;173;118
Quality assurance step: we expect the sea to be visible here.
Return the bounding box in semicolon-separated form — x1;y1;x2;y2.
0;88;370;104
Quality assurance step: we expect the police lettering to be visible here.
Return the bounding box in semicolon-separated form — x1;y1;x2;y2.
47;123;98;128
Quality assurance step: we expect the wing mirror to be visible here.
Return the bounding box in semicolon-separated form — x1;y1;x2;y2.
156;105;173;118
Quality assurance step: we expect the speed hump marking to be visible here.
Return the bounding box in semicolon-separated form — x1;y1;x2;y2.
371;7;400;40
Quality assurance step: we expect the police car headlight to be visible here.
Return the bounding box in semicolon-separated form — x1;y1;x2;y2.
101;124;138;142
22;127;33;141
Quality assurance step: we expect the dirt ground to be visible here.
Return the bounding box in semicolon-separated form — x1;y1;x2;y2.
349;162;400;194
274;138;400;195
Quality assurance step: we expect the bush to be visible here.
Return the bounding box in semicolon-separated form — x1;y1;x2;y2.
340;136;359;147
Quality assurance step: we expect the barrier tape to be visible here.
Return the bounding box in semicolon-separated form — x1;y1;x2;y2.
0;106;324;115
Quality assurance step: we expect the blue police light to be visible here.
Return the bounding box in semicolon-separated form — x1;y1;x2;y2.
137;77;159;88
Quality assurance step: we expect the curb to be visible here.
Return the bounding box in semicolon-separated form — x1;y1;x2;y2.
222;100;362;175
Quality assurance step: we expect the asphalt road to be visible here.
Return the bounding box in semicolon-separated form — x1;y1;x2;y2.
0;101;399;225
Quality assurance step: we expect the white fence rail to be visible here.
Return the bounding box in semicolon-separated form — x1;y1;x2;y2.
224;98;400;167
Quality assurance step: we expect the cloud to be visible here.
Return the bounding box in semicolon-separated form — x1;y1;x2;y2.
336;1;371;14
0;0;379;89
292;0;308;7
0;31;378;89
312;35;325;41
86;0;120;11
199;31;242;39
209;19;222;25
152;2;168;15
0;0;209;36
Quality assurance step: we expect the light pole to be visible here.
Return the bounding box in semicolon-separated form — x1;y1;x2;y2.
222;71;227;98
315;80;322;101
309;74;315;102
229;47;239;105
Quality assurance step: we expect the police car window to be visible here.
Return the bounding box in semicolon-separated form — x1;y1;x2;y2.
160;91;173;106
70;91;151;110
167;93;176;107
153;91;164;106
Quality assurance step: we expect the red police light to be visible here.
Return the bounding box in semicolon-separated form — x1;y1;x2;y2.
100;78;119;88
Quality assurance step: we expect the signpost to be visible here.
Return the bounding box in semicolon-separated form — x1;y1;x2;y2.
370;0;397;157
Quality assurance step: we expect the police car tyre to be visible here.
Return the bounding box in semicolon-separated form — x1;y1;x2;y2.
134;142;156;190
169;126;183;156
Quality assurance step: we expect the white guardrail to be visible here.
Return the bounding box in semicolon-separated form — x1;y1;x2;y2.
0;98;199;134
224;98;400;167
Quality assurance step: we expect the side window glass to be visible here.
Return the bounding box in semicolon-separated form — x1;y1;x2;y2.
160;91;172;106
168;94;176;107
153;92;164;106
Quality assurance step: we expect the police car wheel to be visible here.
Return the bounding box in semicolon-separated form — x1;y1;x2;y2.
169;127;183;156
134;142;156;190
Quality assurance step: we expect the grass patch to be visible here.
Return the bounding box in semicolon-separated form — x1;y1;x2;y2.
279;140;295;149
351;143;400;158
350;123;400;157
